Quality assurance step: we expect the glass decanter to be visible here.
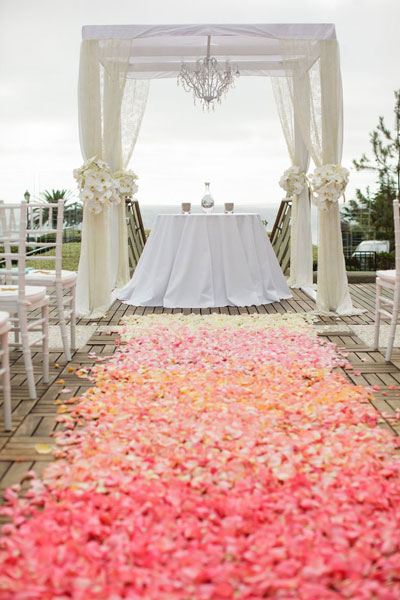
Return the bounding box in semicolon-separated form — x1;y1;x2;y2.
201;182;214;213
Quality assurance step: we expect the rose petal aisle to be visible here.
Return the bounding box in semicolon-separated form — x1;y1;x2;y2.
1;314;400;599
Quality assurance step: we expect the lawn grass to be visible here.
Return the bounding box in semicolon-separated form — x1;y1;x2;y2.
26;242;81;271
24;242;317;275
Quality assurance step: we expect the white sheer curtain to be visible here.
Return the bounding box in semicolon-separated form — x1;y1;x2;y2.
77;40;149;318
316;41;354;314
77;40;110;319
276;39;356;315
272;74;312;290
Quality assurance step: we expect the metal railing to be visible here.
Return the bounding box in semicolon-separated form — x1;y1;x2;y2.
344;250;377;271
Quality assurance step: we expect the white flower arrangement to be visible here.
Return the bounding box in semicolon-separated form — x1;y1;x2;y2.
73;157;120;215
310;164;349;210
279;166;308;197
113;170;139;199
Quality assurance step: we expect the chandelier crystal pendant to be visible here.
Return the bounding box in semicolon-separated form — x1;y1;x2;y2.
178;36;240;110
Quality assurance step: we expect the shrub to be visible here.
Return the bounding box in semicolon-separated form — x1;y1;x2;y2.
376;252;395;270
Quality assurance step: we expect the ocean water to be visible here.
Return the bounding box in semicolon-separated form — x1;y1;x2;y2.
140;203;319;241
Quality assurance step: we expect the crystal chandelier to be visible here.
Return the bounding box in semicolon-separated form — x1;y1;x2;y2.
178;36;240;110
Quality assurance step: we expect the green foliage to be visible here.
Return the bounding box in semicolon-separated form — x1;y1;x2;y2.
341;184;397;242
33;231;81;244
35;233;57;244
25;242;81;271
376;252;396;270
0;241;81;271
341;90;400;243
32;189;82;229
353;90;400;189
40;189;73;204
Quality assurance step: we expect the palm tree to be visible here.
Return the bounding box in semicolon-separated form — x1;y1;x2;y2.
32;189;75;229
64;201;83;227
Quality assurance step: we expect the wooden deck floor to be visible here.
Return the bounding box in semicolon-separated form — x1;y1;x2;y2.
1;283;400;497
77;283;380;326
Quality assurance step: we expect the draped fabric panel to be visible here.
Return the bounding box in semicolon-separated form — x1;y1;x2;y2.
77;40;149;318
272;74;312;290
116;77;150;287
76;40;111;319
316;41;354;315
276;39;356;314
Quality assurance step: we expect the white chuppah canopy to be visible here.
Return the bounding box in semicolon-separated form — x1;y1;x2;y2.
77;23;356;318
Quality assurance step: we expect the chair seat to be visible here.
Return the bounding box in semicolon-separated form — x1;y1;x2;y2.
377;269;398;281
0;285;47;303
25;269;77;285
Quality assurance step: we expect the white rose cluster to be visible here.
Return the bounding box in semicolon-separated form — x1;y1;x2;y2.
113;170;139;198
310;164;349;210
279;166;308;197
73;157;120;215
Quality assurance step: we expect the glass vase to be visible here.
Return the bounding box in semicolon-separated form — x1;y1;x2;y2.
201;182;214;214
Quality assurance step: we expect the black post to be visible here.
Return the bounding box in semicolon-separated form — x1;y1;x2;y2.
24;190;30;244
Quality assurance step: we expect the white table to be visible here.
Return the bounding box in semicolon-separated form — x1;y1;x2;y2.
118;214;292;308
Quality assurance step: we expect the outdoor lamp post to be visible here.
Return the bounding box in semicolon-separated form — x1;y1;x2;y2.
24;190;30;242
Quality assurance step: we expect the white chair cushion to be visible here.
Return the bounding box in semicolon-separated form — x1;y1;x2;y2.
26;269;77;284
0;285;47;302
376;269;397;281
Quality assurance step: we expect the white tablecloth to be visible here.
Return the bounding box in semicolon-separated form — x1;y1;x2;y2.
117;214;292;308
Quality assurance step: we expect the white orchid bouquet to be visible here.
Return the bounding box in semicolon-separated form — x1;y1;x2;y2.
73;157;119;215
310;164;349;210
113;170;139;199
279;166;308;197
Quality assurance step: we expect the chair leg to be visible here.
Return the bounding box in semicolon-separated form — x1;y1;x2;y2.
385;287;400;362
56;284;71;362
373;281;382;350
2;331;11;431
42;301;49;384
18;307;36;400
70;284;76;352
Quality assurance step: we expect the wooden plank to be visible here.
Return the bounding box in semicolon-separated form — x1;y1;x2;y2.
0;461;33;491
270;199;291;275
34;416;58;436
133;200;147;247
270;199;290;244
13;414;42;437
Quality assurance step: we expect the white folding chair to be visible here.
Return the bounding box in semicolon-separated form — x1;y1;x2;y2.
373;198;400;361
20;199;76;361
0;201;49;399
0;311;11;430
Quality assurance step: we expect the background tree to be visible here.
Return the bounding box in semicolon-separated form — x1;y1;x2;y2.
341;90;400;243
33;189;82;228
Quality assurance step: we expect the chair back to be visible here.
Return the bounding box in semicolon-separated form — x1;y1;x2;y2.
24;199;64;278
393;198;400;274
0;201;28;301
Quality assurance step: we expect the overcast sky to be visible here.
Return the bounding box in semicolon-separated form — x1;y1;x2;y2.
0;0;399;211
